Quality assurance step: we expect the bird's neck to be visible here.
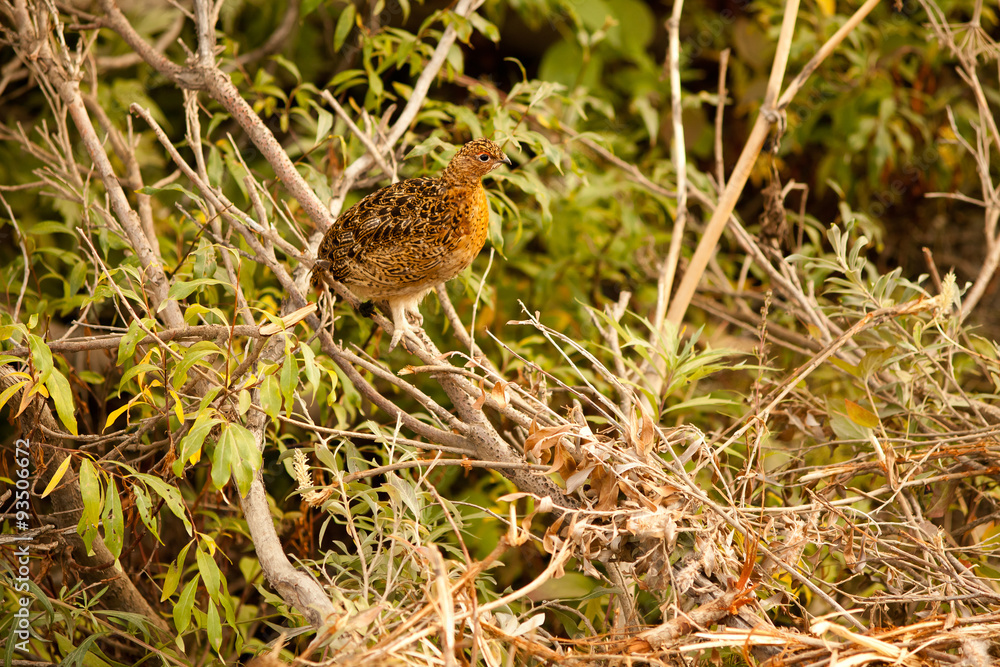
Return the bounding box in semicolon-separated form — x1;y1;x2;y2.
439;167;481;190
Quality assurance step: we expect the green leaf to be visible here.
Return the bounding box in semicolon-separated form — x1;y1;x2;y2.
634;95;659;145
27;220;74;236
162;542;191;602
280;349;298;411
444;42;463;75
449;12;472;42
333;4;356;52
261;374;281;420
196;547;221;601
313;443;337;471
829;356;860;377
223;152;250;202
183;303;230;325
77;370;105;385
237;389;251;416
396;0;411;22
102;477;124;559
105;401;133;432
60;633;109;667
0;323;25;343
302;0;324;17
27;333;53;384
166;278;230;302
220;590;237;631
117;319;148;364
365;65;384;97
67;260;88;296
78;458;101;555
133;485;161;544
207;144;223;185
173;575;199;634
161;561;180;602
175;410;221;474
135;182;200;199
171;341;222;389
315;107;333;148
469;13;500;42
211;423;236;491
271;54;301;82
136;473;193;535
329;68;365;90
344;439;363;474
118;363;161;390
859;346;896;380
386;472;422;518
206;600;222;653
229;424;262;497
301;344;319;394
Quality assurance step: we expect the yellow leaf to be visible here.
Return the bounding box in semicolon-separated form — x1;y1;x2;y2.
816;0;835;16
40;456;72;498
170;389;184;424
105;402;132;432
845;399;879;429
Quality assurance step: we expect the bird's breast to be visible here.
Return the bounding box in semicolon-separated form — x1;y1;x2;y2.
452;183;490;257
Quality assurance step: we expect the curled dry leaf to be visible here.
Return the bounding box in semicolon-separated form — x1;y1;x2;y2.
491;380;513;409
565;465;596;494
589;465;620;512
630;407;657;456
472;378;488;410
524;423;575;459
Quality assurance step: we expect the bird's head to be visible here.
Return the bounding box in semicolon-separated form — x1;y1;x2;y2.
444;138;511;180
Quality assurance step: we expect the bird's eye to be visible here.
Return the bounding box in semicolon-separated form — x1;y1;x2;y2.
477;153;491;162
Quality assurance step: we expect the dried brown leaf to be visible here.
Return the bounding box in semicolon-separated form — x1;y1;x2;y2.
591;466;620;511
524;424;575;459
490;380;508;409
472;378;488;410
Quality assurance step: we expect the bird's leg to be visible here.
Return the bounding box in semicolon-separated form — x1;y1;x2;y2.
387;300;420;352
385;292;430;351
406;306;424;326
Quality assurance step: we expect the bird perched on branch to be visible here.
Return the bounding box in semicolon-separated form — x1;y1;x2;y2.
314;138;511;350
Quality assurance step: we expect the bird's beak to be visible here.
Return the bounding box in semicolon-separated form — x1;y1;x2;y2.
502;155;512;166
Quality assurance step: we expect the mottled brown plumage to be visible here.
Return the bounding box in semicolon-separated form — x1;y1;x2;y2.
315;138;510;350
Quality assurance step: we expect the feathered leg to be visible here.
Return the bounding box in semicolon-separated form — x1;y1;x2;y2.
386;291;428;351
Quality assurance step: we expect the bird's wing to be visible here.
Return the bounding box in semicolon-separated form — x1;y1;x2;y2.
321;178;456;289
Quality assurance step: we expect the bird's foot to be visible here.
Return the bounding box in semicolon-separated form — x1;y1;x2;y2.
387;297;427;352
388;305;421;352
387;318;420;352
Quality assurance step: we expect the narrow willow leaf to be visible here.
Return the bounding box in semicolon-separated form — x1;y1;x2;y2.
845;399;880;429
77;459;101;555
102;477;124;558
173;576;199;634
333;4;356;52
40;456;72;498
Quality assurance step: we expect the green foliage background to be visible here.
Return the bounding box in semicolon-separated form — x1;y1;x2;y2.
2;0;1000;665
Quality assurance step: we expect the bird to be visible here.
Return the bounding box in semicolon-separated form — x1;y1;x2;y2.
314;138;511;351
